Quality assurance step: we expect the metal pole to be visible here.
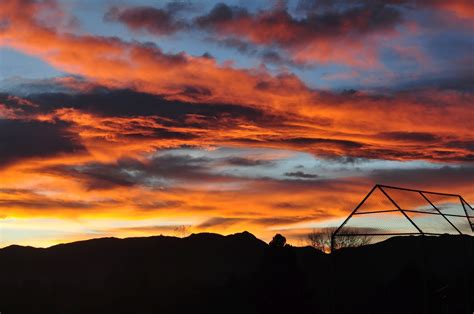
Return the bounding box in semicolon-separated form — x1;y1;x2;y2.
331;185;378;252
420;192;462;234
378;186;424;234
377;184;461;198
459;197;474;232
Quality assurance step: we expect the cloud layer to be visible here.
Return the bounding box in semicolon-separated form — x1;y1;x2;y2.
0;0;472;246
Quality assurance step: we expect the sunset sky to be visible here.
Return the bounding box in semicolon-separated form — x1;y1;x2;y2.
0;0;473;247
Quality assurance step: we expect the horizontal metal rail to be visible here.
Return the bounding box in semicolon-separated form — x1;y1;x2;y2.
352;209;400;215
334;232;445;237
400;209;472;218
331;184;474;247
352;209;474;218
377;184;461;198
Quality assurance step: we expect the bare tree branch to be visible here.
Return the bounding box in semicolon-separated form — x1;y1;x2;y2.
306;227;372;253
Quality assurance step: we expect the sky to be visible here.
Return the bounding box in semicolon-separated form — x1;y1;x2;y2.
0;0;473;247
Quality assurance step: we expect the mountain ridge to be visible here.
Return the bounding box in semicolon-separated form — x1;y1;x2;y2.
0;232;472;314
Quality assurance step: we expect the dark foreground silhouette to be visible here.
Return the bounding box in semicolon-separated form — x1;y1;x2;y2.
1;232;472;314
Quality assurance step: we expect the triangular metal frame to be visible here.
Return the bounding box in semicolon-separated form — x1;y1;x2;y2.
331;184;474;251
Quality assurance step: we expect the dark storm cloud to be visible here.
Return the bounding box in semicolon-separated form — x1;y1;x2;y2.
0;119;85;168
196;2;402;46
208;37;303;67
363;148;474;163
295;0;417;14
42;152;319;192
0;93;37;108
104;5;188;36
370;166;474;188
282;137;364;149
399;74;474;93
446;140;474;151
103;1;404;67
296;0;474;15
49;160;143;190
27;89;273;125
106;1;404;42
180;85;213;98
284;171;319;179
123;127;199;140
97;0;474;75
4;86;471;163
195;3;249;27
223;157;274;167
361;148;429;160
377;131;440;142
44;154;227;190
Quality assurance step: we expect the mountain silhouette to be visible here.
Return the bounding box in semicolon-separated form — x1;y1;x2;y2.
0;232;472;314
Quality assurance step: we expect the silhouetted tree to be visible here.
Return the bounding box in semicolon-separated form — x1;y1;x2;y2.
269;234;286;247
173;225;189;237
261;233;308;314
306;227;371;252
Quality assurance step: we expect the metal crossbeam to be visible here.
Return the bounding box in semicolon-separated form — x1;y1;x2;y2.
331;184;473;251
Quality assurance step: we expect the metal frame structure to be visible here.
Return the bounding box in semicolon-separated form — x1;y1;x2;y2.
331;184;474;251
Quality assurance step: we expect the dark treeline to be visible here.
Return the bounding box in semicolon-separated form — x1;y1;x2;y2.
0;232;472;314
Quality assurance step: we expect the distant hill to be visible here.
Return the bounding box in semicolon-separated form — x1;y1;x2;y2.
0;232;472;314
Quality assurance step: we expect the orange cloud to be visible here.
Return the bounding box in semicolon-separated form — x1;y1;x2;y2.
2;86;473;167
1;160;472;247
0;0;315;112
1;0;472;165
0;0;472;247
